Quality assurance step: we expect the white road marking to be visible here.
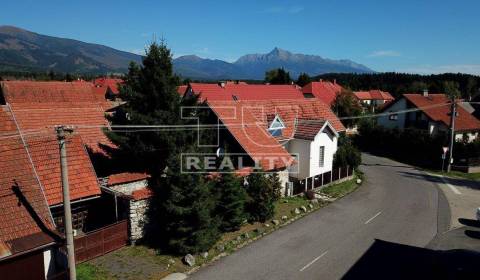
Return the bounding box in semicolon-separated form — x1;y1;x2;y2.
364;211;382;224
440;176;462;195
299;251;328;272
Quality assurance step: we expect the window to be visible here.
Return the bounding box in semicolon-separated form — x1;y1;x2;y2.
389;113;398;121
319;146;325;167
268;115;285;137
303;93;315;98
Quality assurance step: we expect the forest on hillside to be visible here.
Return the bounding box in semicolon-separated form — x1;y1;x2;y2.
316;72;480;100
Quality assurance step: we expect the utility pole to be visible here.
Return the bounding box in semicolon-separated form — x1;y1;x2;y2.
56;126;77;280
447;98;457;172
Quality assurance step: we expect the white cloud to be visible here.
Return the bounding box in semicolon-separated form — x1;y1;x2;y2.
367;50;401;58
400;64;480;75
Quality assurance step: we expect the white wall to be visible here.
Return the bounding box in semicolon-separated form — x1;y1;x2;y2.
43;249;52;279
377;98;407;129
309;131;337;177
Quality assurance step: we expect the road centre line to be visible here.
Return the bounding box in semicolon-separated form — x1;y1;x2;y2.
299;251;328;272
364;211;382;224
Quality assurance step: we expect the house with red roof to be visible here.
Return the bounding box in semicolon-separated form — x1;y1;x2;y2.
0;105;64;279
93;77;124;99
354;90;394;110
378;91;480;142
0;81;150;242
183;82;304;102
207;99;345;195
301;80;343;105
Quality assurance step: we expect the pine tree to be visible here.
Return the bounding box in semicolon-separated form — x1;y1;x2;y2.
153;155;220;254
296;72;311;87
265;68;292;85
215;172;247;232
267;172;282;200
245;173;275;222
107;42;220;254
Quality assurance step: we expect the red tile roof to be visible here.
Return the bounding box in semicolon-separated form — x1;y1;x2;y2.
8;102;112;153
208;101;295;171
302;81;343;105
238;99;346;136
107;172;149;186
1;81;107;105
354;90;394;101
131;188;153;201
177;85;188;95
0;106;56;258
93;78;123;95
294;119;327;140
187;83;304;102
403;94;480;132
207;99;344;170
26;134;101;206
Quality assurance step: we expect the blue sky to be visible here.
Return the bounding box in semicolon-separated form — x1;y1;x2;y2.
2;0;480;75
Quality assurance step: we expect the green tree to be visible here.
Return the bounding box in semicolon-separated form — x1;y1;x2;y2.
331;89;362;127
296;72;311;87
265;68;292;85
267;172;282;200
215;172;248;232
153;156;220;254
443;81;461;99
245;173;275;222
333;134;361;169
107;42;220;254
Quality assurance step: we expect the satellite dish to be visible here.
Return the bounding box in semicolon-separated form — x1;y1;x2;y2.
216;147;225;158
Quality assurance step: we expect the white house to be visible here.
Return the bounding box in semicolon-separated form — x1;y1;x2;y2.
208;99;346;195
378;91;480;142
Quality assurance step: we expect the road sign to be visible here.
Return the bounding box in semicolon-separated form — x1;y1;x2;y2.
442;147;449;154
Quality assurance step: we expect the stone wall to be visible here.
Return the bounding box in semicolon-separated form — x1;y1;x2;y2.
128;198;150;243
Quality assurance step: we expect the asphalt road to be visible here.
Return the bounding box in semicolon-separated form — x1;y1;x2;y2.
189;154;449;280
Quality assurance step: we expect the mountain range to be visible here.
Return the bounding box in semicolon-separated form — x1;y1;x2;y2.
0;26;374;79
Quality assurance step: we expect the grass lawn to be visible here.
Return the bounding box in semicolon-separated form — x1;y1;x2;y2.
78;175;360;280
320;177;360;198
423;169;480;181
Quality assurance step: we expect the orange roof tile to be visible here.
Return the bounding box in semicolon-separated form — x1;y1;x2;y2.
188;83;304;102
208;101;295;171
26;133;101;206
93;78;123;95
403;94;480;132
107;172;149;186
0;106;56;258
354;90;394;101
302;81;343;105
131;188;153;201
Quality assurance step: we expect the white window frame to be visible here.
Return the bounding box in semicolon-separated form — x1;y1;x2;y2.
319;146;325;167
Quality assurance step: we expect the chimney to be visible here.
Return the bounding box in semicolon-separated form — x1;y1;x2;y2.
219;81;226;88
422;89;428;97
333;79;337;85
319;79;323;82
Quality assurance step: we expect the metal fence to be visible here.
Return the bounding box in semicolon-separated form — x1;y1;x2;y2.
74;220;128;263
291;166;353;195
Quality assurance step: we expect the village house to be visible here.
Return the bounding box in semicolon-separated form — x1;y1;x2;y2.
0;105;64;279
93;77;124;100
377;90;480;142
354;90;394;110
181;81;305;101
205;98;346;195
0;81;152;245
301;80;343;104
